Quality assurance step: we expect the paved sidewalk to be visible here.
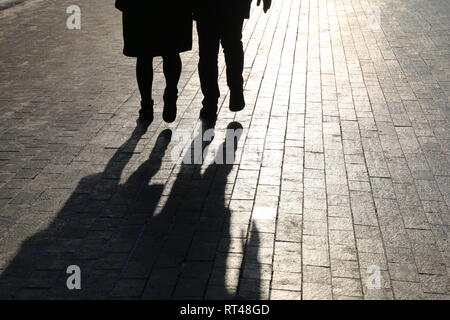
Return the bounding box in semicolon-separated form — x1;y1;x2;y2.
0;0;449;300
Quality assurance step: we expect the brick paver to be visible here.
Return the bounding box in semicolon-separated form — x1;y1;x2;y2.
0;0;449;299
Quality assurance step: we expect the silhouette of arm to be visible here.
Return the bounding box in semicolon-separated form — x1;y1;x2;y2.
125;129;172;186
102;126;146;178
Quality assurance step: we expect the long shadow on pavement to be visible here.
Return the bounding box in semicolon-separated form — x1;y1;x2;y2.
0;120;261;299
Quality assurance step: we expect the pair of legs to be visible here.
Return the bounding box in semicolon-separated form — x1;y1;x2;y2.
197;16;245;119
136;53;182;123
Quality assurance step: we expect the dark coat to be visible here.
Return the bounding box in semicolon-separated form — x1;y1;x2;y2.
115;0;193;57
193;0;253;20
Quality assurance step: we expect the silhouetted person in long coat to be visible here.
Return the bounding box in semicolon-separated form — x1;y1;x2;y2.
116;0;193;123
194;0;271;123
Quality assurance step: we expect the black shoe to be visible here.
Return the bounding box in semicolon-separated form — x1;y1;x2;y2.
162;91;177;123
139;100;154;123
229;90;245;112
200;107;218;124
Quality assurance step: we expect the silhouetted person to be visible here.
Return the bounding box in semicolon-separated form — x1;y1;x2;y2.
194;0;271;123
115;0;193;123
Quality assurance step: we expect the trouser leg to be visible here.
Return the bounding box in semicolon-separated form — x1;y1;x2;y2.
162;53;182;97
220;18;245;92
197;19;221;110
136;56;154;105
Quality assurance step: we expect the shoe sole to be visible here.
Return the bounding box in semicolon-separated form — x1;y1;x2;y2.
163;115;176;123
229;104;245;112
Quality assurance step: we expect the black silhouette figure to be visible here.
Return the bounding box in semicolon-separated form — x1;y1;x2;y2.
194;0;272;123
0;121;262;299
115;0;193;123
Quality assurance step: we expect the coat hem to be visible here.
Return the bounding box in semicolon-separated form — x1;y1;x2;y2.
123;47;192;58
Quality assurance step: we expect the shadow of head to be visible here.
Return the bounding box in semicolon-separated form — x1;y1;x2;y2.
217;121;243;165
